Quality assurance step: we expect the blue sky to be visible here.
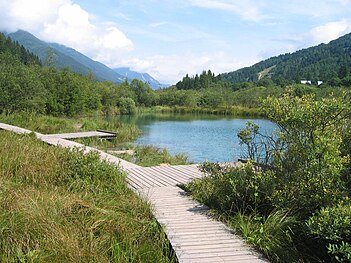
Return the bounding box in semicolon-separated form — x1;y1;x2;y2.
1;0;351;84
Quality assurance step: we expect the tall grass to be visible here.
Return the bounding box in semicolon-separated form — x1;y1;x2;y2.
185;163;300;262
114;145;190;167
231;211;299;262
0;131;175;262
141;105;263;117
0;112;140;143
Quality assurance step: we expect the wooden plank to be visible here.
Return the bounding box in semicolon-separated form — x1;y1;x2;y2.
45;131;116;139
142;167;182;186
128;168;169;187
127;168;163;187
148;167;187;184
169;165;204;179
127;172;152;189
0;123;35;135
142;186;268;263
149;166;193;182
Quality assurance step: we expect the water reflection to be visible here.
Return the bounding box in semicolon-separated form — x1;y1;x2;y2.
114;113;276;163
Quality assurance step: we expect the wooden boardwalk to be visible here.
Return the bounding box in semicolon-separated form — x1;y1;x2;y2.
0;122;268;262
43;130;116;140
141;186;266;262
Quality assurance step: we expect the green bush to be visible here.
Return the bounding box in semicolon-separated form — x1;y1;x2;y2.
187;162;275;215
238;93;350;218
118;97;137;115
307;200;351;262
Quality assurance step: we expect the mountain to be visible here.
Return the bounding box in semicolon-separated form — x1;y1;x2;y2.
0;32;41;66
49;43;125;83
7;30;167;87
7;30;123;83
219;32;351;85
113;67;168;89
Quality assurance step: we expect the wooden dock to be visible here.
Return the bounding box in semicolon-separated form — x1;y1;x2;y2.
0;122;268;262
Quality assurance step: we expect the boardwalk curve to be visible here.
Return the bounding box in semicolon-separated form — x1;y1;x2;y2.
0;122;268;262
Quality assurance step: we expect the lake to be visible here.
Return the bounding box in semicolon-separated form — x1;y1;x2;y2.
117;113;276;163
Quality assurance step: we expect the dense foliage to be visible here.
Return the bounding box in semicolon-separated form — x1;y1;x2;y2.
186;91;351;262
219;32;351;86
0;32;40;65
176;70;220;90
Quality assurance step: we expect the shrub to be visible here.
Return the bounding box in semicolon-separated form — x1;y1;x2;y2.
238;93;350;218
187;162;275;215
307;200;351;262
117;97;137;115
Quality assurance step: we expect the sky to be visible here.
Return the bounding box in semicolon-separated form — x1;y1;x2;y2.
1;0;351;84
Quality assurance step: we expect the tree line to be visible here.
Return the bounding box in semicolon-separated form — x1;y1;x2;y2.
1;31;350;118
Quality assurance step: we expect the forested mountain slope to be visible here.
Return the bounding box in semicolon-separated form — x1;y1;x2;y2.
7;30;125;83
0;32;40;66
219;32;351;85
6;30;166;87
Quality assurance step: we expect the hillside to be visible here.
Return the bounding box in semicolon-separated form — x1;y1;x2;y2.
7;30;95;78
49;42;125;83
7;30;124;83
0;32;40;66
7;30;125;83
6;30;167;87
114;67;168;89
219;32;351;85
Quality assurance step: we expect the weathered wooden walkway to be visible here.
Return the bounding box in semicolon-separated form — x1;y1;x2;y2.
43;130;116;140
0;122;268;262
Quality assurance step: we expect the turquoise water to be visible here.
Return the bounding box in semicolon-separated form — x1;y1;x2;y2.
117;114;276;163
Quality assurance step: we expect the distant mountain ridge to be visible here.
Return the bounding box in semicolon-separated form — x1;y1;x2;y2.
6;30;165;88
7;30;100;79
219;32;351;85
113;67;168;89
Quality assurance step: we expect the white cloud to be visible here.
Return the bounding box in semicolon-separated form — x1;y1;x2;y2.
189;0;265;22
116;52;259;84
0;0;133;59
149;21;168;28
0;0;68;32
310;19;351;44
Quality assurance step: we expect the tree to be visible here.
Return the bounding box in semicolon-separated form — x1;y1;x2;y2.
117;97;137;115
238;91;351;217
45;47;56;68
130;79;155;106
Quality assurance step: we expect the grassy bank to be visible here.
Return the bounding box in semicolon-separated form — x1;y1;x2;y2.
0;112;140;143
0;112;190;167
140;105;263;117
0;131;175;262
112;145;190;167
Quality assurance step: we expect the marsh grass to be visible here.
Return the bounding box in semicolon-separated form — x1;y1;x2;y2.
0;112;140;143
113;145;190;167
185;164;301;262
141;105;263;117
231;211;300;262
0;131;175;262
